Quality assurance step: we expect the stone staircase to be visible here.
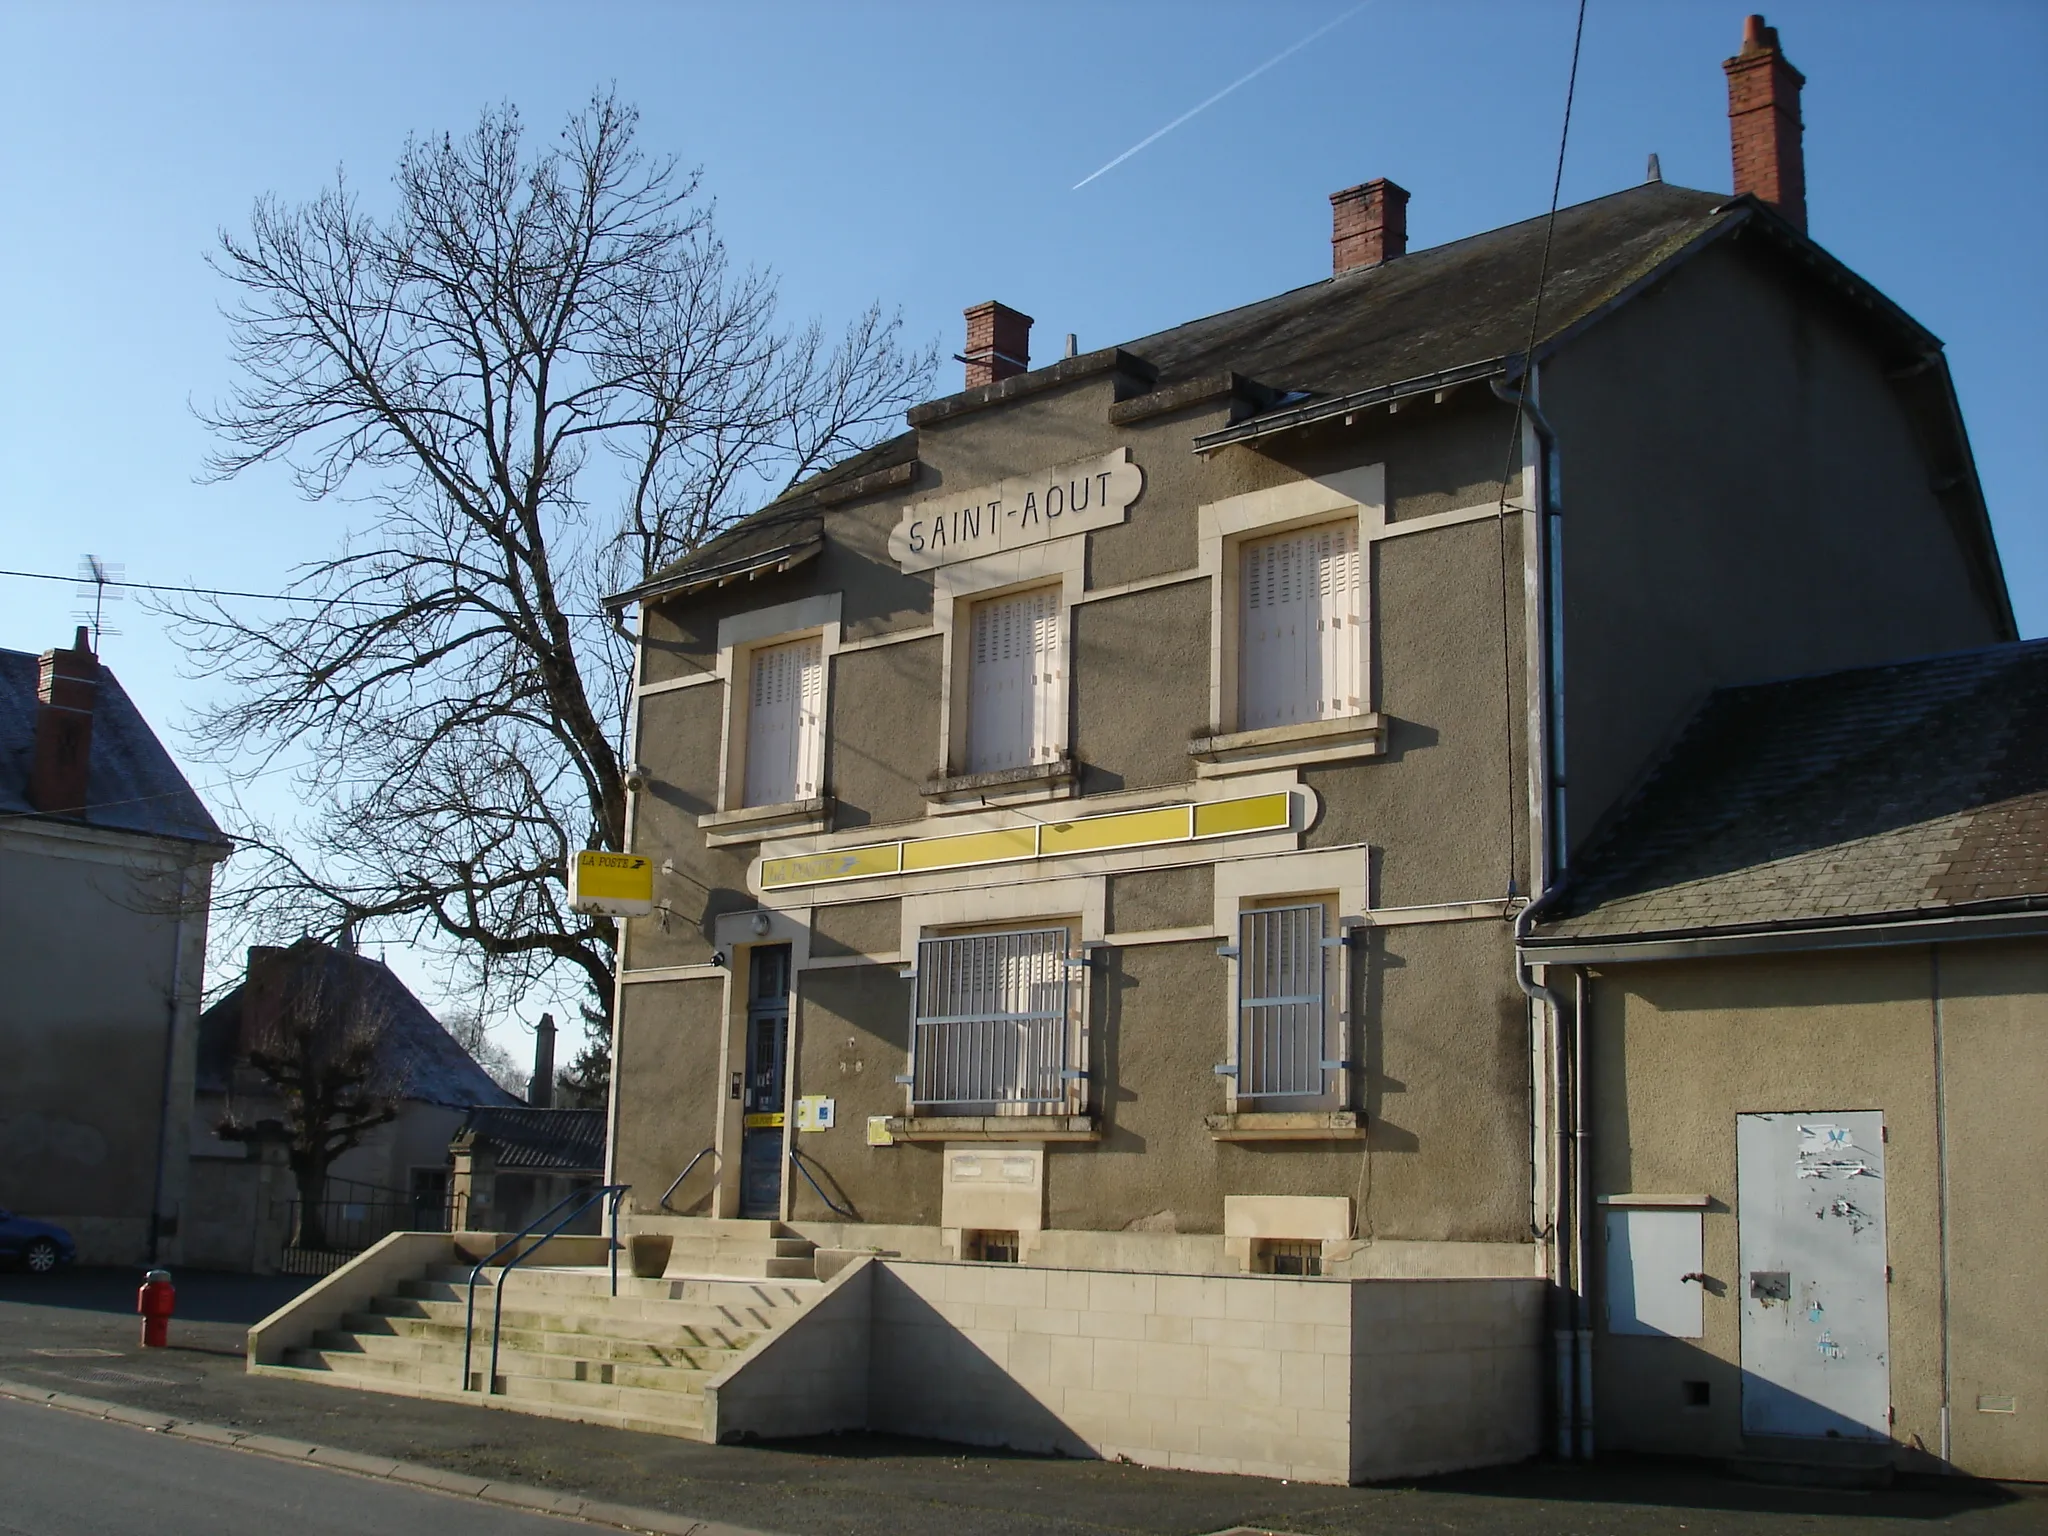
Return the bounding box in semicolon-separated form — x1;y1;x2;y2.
265;1251;825;1438
639;1216;821;1280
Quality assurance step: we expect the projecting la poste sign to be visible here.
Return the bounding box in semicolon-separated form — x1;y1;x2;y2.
887;448;1143;573
568;851;654;917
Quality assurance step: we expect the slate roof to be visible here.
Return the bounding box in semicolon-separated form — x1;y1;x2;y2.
618;181;1953;605
455;1105;606;1172
196;937;522;1108
0;647;224;846
1536;641;2048;942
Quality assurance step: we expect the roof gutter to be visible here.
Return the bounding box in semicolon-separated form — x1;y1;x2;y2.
602;536;821;614
1191;357;1508;455
1522;903;2048;967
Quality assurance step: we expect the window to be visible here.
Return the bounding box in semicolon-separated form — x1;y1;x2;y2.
1239;523;1362;732
911;927;1074;1110
1234;903;1334;1099
1255;1238;1324;1277
964;1229;1021;1264
965;587;1064;774
742;637;824;807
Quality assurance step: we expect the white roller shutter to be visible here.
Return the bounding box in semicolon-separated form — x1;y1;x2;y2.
1239;521;1362;731
743;637;824;806
966;587;1064;773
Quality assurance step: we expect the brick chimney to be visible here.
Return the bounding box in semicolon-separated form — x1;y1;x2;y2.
529;1012;557;1108
30;626;98;817
1330;179;1409;274
961;301;1032;388
1724;14;1806;233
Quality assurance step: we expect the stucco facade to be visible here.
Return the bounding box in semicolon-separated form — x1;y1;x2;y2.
605;196;2007;1301
0;638;229;1267
1575;940;2045;1482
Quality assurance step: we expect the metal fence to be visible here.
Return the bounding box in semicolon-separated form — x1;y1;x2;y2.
278;1178;426;1277
912;928;1073;1108
1236;904;1329;1098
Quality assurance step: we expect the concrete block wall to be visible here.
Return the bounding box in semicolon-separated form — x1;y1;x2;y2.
1350;1278;1545;1481
705;1259;874;1442
862;1261;1540;1484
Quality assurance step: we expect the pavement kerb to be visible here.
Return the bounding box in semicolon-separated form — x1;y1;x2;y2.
0;1375;779;1536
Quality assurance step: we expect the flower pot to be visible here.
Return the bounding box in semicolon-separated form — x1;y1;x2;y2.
628;1233;673;1279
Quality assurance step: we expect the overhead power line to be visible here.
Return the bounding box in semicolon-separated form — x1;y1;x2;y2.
0;565;609;619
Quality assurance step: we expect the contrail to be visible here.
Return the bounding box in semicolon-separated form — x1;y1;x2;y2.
1073;2;1373;190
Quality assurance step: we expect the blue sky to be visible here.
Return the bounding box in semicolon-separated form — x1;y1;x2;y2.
3;2;2043;1042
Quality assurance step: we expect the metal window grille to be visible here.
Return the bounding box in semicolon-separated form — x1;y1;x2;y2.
1255;1238;1325;1277
911;928;1072;1109
1235;904;1329;1098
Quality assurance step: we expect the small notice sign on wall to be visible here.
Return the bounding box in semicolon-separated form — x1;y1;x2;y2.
887;448;1142;573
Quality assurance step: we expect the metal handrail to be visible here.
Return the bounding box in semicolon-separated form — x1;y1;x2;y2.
461;1182;628;1394
789;1147;856;1219
659;1146;718;1213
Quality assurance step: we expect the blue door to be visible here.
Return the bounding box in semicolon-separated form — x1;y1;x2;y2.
739;947;791;1219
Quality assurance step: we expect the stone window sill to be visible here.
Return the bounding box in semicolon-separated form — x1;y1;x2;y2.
697;797;831;847
1205;1111;1367;1142
1188;715;1385;778
921;757;1077;809
885;1114;1099;1143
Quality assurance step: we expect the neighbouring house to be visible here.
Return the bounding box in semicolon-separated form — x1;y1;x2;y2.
1523;641;2048;1483
449;1104;607;1235
185;936;519;1273
0;628;231;1265
257;19;2032;1483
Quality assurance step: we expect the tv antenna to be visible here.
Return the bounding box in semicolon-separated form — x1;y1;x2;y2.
75;554;124;649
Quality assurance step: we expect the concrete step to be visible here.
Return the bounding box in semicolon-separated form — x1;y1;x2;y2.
392;1280;773;1335
301;1333;719;1394
279;1351;709;1429
349;1305;756;1361
1727;1437;1895;1490
423;1265;822;1308
254;1363;713;1441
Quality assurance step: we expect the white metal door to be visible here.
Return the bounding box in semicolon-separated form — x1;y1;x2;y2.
1736;1111;1890;1440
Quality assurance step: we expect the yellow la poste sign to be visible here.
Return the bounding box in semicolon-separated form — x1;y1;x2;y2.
567;851;654;916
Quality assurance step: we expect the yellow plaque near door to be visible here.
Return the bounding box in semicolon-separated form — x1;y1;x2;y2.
743;1112;785;1129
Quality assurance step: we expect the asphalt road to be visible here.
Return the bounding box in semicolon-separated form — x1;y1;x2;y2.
0;1394;584;1536
2;1268;2042;1536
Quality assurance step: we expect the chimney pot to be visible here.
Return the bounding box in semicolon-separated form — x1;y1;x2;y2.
29;629;99;817
961;301;1032;389
1724;13;1807;233
1329;179;1410;274
529;1012;557;1108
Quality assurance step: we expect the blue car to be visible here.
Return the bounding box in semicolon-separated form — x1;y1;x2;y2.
0;1210;76;1274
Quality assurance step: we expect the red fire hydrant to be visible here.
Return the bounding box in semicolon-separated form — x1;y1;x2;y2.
137;1269;175;1348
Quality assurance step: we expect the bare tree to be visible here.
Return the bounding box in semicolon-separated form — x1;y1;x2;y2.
174;91;933;1033
442;1010;529;1100
218;943;408;1251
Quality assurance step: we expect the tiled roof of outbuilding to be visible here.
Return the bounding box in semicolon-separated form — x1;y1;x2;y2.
1538;641;2048;941
455;1105;606;1172
0;647;225;846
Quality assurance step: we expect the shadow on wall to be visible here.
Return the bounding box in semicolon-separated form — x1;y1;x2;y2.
866;1265;1087;1457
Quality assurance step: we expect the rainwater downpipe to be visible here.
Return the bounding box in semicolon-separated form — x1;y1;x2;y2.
1497;369;1580;1457
1573;966;1595;1462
